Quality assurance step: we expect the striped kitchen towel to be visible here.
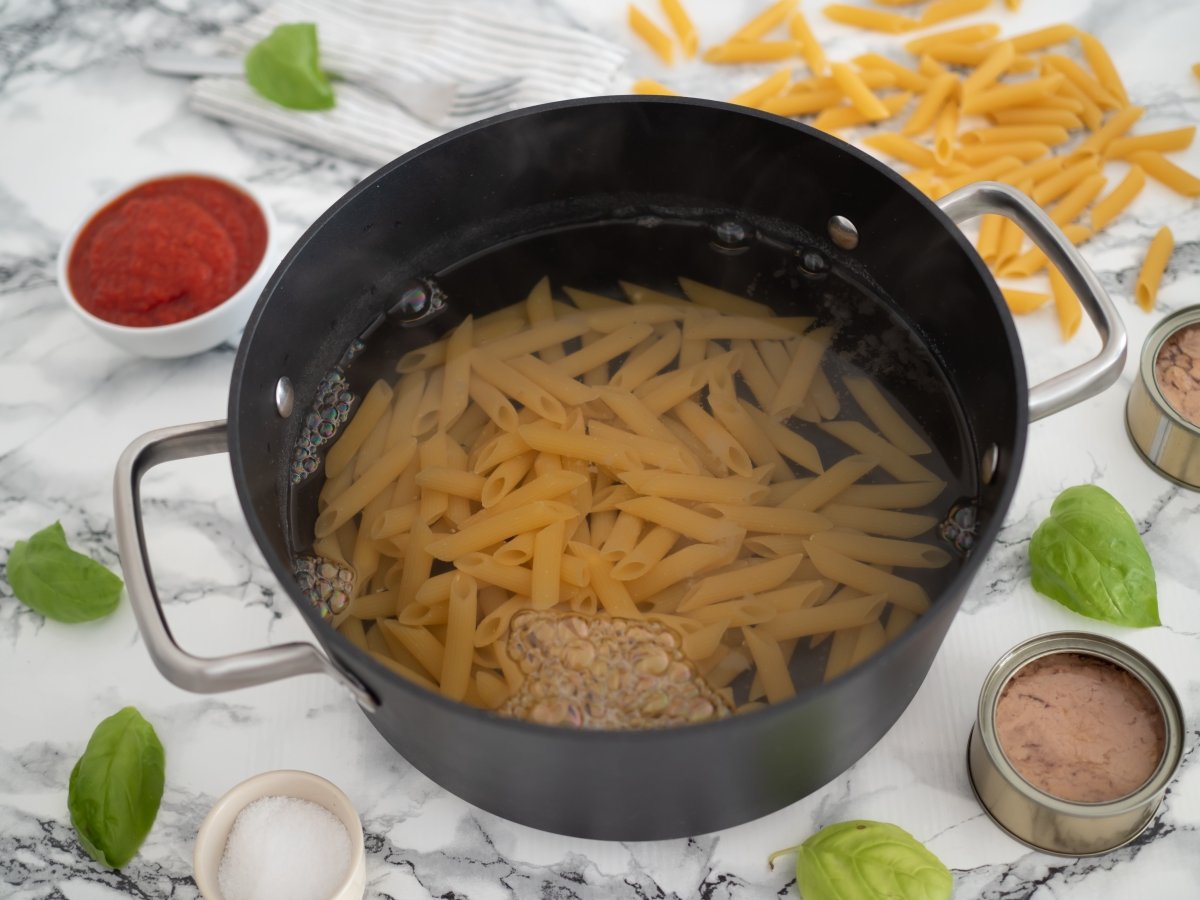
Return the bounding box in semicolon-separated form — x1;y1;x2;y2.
190;0;628;166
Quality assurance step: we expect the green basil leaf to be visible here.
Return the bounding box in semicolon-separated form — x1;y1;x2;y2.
783;820;952;900
1029;485;1159;627
68;707;165;869
7;522;123;623
244;22;335;111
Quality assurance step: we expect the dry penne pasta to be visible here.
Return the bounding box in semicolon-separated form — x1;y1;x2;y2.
309;276;960;723
1091;165;1145;230
628;4;675;65
1136;226;1174;312
1128;151;1200;197
823;4;916;33
660;0;697;58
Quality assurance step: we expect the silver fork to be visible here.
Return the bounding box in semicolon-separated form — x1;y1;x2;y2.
142;51;521;125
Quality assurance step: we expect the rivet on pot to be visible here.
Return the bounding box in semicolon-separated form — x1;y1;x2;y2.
980;443;999;484
710;220;749;255
828;215;859;250
275;376;294;418
797;250;829;278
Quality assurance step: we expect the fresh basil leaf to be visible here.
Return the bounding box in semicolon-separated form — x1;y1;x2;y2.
1029;485;1159;627
772;820;952;900
68;707;165;869
244;22;335;111
7;522;123;623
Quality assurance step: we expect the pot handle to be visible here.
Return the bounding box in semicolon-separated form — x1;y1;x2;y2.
113;420;378;710
936;181;1127;421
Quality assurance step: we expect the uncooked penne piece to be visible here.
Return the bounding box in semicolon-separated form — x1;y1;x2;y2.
757;594;886;641
473;596;534;649
530;519;565;610
471;349;566;424
517;421;638;471
425;500;576;561
628;4;674;64
1048;267;1082;342
1107;128;1196;160
660;0;698;57
573;543;641;618
823;4;915;33
507;354;597;407
609;327;681;390
617;469;770;505
742;627;796;703
770;327;834;415
780;455;877;511
325;380;393;479
831;62;889;121
315;439;418;538
708;383;789;479
805;542;931;613
902;72;957;136
610;525;678;581
678;277;776;318
595;386;679;444
1049;173;1106;227
439;316;474;431
842;375;932;455
415;467;485;501
679;554;806;611
626;542;735;601
961;74;1065;116
550;323;654;379
809;530;952;569
617;495;742;543
836;481;945;509
730;66;792;109
455;552;533;596
1077;31;1127;105
589;420;696;473
961;41;1015;98
708;502;832;535
703;40;803;64
820;420;940;482
1074;105;1143;157
1091;165;1145;230
439;573;477;701
822;504;937;539
919;0;989;26
1128;151;1200;198
789;10;829;76
1136;226;1174;312
467;377;519;433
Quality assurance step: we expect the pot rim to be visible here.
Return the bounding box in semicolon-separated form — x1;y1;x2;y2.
229;95;1029;737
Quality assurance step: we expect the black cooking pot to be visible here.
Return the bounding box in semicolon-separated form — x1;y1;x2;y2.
115;98;1125;840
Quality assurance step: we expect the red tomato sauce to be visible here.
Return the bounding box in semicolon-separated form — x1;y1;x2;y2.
68;175;267;327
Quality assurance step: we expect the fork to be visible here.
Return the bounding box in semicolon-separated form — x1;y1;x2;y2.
142;51;522;125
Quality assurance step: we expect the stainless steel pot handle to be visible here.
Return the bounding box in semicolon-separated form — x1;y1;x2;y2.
114;420;378;710
937;181;1127;421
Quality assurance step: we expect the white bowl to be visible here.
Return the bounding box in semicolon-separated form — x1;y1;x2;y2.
56;170;276;358
192;769;366;900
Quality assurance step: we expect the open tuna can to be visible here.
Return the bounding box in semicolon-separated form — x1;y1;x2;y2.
967;632;1183;856
1127;306;1200;489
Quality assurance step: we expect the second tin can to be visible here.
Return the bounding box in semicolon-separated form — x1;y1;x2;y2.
1127;306;1200;489
967;632;1183;856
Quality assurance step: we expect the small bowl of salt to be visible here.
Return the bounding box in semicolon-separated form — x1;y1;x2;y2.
193;769;366;900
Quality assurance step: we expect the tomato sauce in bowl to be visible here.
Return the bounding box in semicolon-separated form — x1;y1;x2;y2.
67;175;268;327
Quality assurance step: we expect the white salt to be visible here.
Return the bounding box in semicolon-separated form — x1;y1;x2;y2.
217;795;352;900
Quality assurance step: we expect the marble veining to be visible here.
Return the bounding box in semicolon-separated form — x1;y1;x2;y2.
4;0;1200;897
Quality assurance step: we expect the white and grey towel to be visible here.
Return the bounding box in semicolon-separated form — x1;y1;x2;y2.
190;0;629;166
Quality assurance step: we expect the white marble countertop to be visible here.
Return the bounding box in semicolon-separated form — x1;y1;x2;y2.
2;0;1199;897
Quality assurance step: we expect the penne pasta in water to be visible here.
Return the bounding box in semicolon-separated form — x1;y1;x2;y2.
304;269;967;728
